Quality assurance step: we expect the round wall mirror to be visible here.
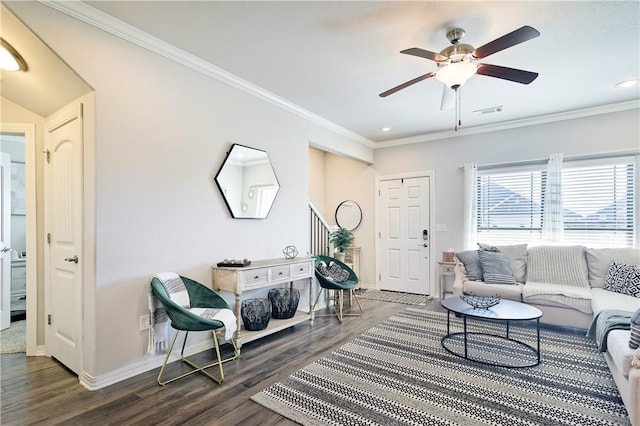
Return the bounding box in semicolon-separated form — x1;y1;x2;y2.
335;200;362;231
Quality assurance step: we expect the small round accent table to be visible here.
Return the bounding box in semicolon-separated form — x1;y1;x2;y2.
440;297;543;368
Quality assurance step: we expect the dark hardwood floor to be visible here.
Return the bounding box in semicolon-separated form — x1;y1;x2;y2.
1;298;442;425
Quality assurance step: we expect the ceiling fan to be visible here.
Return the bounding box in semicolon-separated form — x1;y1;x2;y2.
379;25;540;130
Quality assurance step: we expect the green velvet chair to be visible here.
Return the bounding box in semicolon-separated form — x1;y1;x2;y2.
150;275;239;386
312;255;363;322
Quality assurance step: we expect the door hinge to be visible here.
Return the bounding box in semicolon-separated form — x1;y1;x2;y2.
48;314;52;325
47;233;51;244
43;149;50;163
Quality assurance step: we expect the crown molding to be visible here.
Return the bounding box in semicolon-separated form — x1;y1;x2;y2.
375;100;640;148
38;0;376;149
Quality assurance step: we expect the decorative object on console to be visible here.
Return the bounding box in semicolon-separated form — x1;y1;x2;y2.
268;288;300;319
282;245;298;259
460;294;501;309
217;258;251;267
241;298;271;331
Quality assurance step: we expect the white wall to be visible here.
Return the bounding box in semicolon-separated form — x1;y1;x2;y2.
9;2;372;382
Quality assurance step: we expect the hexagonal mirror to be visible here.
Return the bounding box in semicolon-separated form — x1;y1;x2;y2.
214;144;280;219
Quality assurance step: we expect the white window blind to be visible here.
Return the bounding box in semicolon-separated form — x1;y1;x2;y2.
561;160;635;247
476;169;545;245
475;155;637;248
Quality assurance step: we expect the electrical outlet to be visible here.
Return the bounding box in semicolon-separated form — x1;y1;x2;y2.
139;314;150;331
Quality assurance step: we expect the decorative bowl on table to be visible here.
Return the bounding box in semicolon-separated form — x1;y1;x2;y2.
460;295;501;309
268;288;300;319
241;298;271;331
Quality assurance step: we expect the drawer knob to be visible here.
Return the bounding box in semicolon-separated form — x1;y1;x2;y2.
254;276;259;280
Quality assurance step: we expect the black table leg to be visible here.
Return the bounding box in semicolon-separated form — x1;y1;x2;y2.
463;315;468;359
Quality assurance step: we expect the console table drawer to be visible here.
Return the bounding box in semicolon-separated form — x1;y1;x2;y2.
271;265;291;281
292;262;311;278
245;268;269;288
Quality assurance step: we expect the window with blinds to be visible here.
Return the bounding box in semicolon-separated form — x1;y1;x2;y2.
476;156;636;248
561;161;635;247
477;169;546;245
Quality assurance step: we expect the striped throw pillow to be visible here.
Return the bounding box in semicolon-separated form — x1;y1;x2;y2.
630;308;640;350
478;249;516;285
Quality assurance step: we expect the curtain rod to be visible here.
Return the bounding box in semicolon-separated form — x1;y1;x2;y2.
461;150;640;170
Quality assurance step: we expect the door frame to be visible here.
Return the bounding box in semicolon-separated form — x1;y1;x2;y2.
375;171;436;296
1;123;37;355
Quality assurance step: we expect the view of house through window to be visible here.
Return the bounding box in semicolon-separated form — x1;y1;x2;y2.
476;156;637;248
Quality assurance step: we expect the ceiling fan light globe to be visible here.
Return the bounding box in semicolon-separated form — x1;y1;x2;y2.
435;61;477;88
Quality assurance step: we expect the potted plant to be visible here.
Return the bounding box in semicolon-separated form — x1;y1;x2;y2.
330;227;354;262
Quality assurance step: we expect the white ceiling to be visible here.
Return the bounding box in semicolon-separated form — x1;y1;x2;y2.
4;1;640;144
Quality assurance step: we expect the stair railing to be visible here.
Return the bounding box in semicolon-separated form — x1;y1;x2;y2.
309;201;332;257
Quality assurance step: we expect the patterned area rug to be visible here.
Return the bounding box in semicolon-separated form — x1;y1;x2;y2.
355;289;433;305
251;308;629;425
0;320;26;354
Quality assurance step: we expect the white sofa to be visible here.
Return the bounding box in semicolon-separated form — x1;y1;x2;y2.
453;245;640;425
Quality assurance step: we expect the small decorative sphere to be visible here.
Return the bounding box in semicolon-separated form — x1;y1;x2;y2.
283;245;298;259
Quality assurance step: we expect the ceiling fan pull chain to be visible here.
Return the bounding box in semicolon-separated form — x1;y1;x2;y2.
454;87;460;131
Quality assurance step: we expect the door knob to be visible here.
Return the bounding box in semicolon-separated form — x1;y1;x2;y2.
65;255;79;264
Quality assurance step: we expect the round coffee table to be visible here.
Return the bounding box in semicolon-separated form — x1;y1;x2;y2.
440;297;543;368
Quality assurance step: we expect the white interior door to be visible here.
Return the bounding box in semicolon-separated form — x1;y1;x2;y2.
45;105;83;374
1;153;11;330
378;176;431;294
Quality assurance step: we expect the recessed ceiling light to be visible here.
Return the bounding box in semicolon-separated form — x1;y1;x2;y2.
380;127;391;132
615;79;639;88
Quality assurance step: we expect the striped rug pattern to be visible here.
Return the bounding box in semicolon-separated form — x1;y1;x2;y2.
355;289;433;305
251;308;629;425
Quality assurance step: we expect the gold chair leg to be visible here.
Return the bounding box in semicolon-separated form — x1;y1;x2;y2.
157;329;239;386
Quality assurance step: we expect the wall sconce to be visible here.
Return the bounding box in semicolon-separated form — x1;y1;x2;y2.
0;38;28;72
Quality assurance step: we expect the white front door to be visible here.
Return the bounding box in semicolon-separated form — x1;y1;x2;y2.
378;176;431;295
45;105;83;374
0;153;11;330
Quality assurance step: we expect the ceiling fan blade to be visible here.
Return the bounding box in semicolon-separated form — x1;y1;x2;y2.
472;25;540;59
476;64;539;84
440;86;455;110
379;72;436;97
401;48;448;62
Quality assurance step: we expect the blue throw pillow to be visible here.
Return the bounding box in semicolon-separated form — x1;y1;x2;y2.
478;249;517;285
455;250;483;281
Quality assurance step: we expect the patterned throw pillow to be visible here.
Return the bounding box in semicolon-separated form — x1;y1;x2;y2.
455;250;483;281
605;261;640;298
478;249;517;285
630;308;640;349
317;261;350;282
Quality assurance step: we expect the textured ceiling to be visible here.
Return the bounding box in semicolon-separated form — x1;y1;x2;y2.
3;1;639;143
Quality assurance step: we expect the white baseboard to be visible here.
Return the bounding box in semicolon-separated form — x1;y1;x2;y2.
79;339;214;391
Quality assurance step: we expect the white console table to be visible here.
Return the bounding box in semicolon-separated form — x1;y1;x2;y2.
212;257;315;348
